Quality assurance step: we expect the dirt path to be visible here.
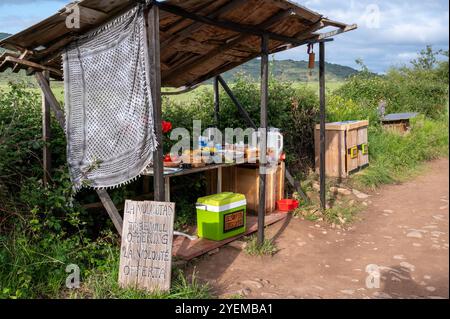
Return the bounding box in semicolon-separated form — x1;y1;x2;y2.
187;159;449;299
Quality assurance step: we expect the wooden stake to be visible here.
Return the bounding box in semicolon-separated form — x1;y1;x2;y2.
41;70;52;187
214;76;220;127
319;41;326;210
258;35;269;246
146;5;165;202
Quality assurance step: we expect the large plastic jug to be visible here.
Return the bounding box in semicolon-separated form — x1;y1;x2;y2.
267;128;283;164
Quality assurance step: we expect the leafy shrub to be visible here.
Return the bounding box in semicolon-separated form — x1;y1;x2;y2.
351;115;449;189
335;48;448;119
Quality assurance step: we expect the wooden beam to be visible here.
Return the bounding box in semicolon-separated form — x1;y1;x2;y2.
97;189;124;235
35;72;65;128
285;169;309;203
161;84;201;96
35;70;125;236
319;41;326;210
146;5;165;202
217;75;257;130
5;56;63;78
161;0;246;50
156;2;316;46
12;50;30;73
163;9;292;83
214;76;220;127
257;34;269;246
316;24;357;40
41;71;52;187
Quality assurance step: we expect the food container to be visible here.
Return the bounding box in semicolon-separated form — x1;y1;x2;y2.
196;192;247;241
276;199;299;212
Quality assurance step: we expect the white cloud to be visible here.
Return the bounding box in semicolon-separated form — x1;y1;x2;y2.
277;0;449;72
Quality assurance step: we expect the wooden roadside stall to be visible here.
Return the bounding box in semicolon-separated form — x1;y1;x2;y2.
0;0;356;250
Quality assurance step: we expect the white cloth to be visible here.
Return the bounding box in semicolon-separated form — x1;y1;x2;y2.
63;5;157;190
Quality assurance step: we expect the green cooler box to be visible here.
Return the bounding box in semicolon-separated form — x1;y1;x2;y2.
196;192;247;241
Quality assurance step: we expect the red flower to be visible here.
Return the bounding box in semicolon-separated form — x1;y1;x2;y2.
162;121;173;134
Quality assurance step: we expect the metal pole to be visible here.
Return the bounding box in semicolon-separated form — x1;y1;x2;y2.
147;5;165;202
319;41;326;210
258;35;269;246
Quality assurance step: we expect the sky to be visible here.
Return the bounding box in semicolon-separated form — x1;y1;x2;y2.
0;0;448;73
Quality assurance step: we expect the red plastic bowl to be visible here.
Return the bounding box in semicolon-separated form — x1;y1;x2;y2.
277;199;299;212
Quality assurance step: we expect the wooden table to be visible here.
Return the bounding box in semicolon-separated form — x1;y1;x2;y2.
143;160;253;202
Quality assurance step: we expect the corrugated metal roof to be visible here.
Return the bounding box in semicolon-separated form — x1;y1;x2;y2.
382;113;419;122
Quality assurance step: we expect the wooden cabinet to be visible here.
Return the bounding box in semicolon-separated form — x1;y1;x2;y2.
207;163;286;214
235;162;285;214
315;120;369;178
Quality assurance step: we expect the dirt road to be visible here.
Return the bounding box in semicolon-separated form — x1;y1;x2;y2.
188;159;449;299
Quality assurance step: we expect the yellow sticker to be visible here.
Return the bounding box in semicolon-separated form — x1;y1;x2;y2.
349;146;358;159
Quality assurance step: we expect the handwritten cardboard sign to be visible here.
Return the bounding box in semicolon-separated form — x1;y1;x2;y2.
118;200;175;292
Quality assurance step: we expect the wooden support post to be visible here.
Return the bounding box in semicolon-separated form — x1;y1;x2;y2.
41;70;51;187
319;41;326;210
35;72;65;128
97;189;123;235
217;75;257;130
35;71;124;236
165;176;171;202
258;35;269;246
214;76;220;127
147;5;165;202
217;167;222;194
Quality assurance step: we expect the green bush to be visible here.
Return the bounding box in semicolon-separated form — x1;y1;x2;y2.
351;115;449;189
335;48;448;119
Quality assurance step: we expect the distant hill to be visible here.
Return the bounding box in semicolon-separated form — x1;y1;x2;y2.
0;32;11;40
0;33;11;55
222;59;359;82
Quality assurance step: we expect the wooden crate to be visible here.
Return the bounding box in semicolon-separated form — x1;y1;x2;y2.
205;166;237;195
315;120;369;178
235;162;285;214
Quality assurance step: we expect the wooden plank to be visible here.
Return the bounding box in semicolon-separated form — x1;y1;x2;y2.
172;212;288;260
236;163;285;214
214;76;220;127
146;5;165;202
162;9;293;83
319;41;326;210
118;200;175;292
217;75;257;130
5;56;63;78
315;120;369;131
315;129;346;178
258;34;269;245
346;129;359;173
97;189;124;235
161;0;246;50
41;71;51;187
157;2;314;45
35;72;65;129
358;126;369;168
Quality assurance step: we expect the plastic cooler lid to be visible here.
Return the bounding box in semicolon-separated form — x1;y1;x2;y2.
197;192;246;207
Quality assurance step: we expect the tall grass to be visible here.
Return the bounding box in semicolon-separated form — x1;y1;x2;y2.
351;115;449;189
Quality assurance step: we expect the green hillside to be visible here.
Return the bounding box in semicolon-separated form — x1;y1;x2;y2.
222;59;359;82
0;32;10;40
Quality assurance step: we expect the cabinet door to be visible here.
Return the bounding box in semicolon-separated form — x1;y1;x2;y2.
357;127;369;168
346;129;359;174
315;129;346;178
